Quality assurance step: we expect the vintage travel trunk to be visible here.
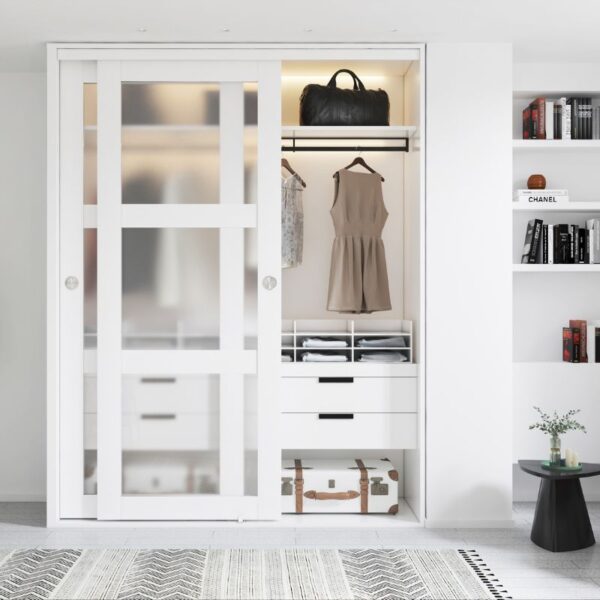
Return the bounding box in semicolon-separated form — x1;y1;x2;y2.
281;458;399;514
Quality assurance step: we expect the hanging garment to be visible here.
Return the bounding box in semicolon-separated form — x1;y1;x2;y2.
327;170;391;313
282;174;304;269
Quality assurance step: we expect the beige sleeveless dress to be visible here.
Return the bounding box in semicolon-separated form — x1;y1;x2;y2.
327;169;391;313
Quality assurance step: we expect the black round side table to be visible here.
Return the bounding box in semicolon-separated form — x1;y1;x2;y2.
519;460;600;552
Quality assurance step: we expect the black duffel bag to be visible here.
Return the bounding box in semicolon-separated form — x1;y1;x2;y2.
299;69;389;126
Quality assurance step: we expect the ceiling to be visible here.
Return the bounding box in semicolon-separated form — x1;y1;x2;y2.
2;0;599;72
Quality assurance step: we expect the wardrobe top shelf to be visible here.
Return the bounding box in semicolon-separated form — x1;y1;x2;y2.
281;125;418;139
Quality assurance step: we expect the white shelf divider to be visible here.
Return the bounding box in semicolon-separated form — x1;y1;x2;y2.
512;202;600;212
513;139;600;150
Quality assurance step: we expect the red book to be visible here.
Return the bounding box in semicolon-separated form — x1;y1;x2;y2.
563;327;574;362
523;107;531;139
530;97;546;139
570;320;588;362
572;328;581;363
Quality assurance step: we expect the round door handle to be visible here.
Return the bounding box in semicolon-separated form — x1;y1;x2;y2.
65;276;79;290
262;276;277;290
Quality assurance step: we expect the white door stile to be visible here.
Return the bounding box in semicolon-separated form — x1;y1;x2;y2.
58;61;87;518
256;61;281;519
96;60;124;520
219;83;245;498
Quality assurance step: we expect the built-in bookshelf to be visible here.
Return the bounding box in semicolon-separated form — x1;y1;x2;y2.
512;66;600;478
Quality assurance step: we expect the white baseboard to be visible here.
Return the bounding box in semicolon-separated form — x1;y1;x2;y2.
425;519;515;529
0;494;45;502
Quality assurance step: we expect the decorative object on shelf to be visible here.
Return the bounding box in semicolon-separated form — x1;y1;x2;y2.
565;447;581;468
513;189;569;205
299;69;390;126
540;460;582;472
529;406;587;468
527;174;547;190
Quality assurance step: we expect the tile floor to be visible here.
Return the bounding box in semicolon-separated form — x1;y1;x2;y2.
1;502;600;599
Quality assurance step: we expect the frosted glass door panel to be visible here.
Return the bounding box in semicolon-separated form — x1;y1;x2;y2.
122;228;220;349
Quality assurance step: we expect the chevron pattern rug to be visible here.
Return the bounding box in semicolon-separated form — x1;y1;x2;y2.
0;548;508;600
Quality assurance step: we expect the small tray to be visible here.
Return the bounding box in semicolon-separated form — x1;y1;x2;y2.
541;461;582;472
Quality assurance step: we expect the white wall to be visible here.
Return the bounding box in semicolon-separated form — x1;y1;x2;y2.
426;44;513;526
0;73;46;501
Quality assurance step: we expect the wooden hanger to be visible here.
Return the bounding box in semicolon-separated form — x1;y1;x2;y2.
334;156;385;182
281;158;307;188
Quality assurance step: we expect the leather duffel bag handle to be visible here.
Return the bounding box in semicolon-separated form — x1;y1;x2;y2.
304;490;360;500
326;69;366;92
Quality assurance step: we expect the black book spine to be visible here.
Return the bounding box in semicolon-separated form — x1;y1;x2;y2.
568;97;579;139
543;225;548;264
579;228;587;263
585;229;590;263
553;224;560;264
529;219;544;264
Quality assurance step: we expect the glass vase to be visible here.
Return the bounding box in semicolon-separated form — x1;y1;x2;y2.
549;435;561;467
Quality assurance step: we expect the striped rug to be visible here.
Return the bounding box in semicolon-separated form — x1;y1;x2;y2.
0;548;509;599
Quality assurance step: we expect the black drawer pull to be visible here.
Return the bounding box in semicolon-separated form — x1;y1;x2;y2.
318;377;354;383
140;377;177;384
318;413;354;420
140;413;176;420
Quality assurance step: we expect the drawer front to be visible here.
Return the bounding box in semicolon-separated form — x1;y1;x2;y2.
84;412;258;451
281;377;417;413
281;413;417;450
84;376;219;414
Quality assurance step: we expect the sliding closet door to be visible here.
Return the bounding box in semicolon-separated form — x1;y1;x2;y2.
96;60;281;520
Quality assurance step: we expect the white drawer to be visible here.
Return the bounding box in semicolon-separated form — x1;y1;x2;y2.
85;413;220;451
84;376;219;414
281;377;417;413
281;413;417;450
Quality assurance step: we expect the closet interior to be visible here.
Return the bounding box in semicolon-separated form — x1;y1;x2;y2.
279;59;424;523
51;47;424;525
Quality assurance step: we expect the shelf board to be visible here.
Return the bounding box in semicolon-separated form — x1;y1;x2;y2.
282;125;417;139
513;264;600;272
513;202;600;212
513;139;600;149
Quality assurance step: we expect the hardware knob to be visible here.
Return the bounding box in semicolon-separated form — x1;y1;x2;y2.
65;276;79;290
262;276;277;290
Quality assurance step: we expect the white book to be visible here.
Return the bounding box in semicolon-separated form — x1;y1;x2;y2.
545;100;554;139
548;225;554;264
587;325;596;363
514;190;570;205
514;189;569;196
587;219;600;263
562;99;572;140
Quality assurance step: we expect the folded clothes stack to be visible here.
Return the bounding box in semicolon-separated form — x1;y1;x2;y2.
281;355;293;362
356;336;406;348
302;352;348;362
358;352;407;363
302;337;348;348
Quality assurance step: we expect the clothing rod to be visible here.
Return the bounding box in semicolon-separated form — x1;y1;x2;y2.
281;145;409;152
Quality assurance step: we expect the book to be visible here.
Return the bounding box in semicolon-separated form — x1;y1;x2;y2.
570;225;579;263
596;328;600;363
563;327;574;362
570;320;588;362
581;97;592;139
587;219;600;263
542;224;548;264
573;328;581;362
559;98;572;140
554;224;570;263
548;225;554;264
524;219;543;263
578;228;588;263
587;325;596;363
567;97;579;139
545;100;554;139
594;106;600;140
523;107;531;139
554;103;563;139
513;189;569;204
531;98;546;139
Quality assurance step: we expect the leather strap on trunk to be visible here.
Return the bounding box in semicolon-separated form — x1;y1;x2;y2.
355;459;369;513
294;459;304;514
